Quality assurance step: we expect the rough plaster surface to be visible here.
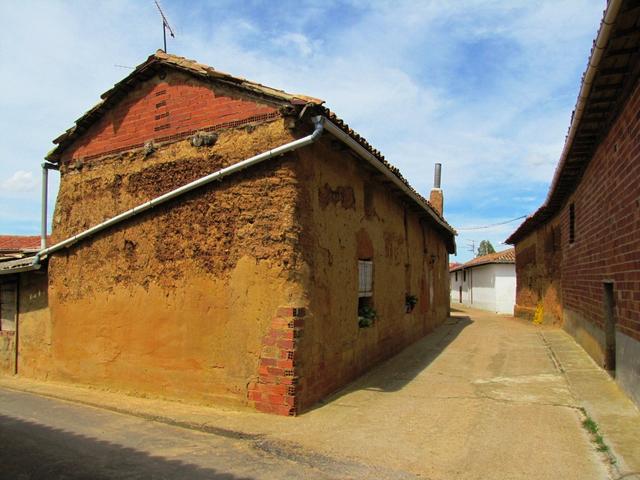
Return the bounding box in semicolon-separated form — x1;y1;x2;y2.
44;120;306;406
294;140;450;409
617;330;640;406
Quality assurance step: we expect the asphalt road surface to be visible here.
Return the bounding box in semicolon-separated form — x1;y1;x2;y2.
0;387;403;480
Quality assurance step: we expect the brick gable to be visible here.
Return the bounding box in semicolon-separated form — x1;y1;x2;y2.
60;71;280;163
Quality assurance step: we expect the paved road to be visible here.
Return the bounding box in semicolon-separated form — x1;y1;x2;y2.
0;388;407;480
2;306;638;479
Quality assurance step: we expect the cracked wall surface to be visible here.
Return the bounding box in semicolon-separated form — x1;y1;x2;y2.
38;118;307;407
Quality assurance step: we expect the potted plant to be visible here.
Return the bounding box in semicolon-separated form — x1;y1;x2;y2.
358;305;377;328
405;294;418;313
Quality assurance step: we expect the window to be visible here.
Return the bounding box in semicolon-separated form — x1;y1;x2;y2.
455;271;458;282
357;259;376;327
0;282;17;332
569;203;575;244
358;260;373;298
463;270;466;282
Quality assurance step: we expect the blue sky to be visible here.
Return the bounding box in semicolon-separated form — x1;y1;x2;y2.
0;0;605;262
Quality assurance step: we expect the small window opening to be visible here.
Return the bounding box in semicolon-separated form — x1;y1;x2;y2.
569;203;575;244
463;270;467;282
0;281;17;332
455;271;458;282
358;260;375;327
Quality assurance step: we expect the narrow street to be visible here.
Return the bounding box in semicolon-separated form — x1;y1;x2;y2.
1;306;638;479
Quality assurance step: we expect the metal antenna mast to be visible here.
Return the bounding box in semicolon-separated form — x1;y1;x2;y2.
154;0;175;53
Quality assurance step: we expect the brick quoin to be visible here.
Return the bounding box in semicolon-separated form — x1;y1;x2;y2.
61;71;278;163
248;307;305;416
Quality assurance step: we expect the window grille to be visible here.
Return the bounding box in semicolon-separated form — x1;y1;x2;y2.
358;260;373;297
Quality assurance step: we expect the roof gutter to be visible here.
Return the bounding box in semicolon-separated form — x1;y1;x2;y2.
2;112;455;276
1;116;325;275
545;0;622;205
321;119;456;237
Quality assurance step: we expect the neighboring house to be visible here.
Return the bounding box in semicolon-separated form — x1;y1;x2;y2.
450;249;516;314
0;236;49;375
0;51;456;416
506;1;640;406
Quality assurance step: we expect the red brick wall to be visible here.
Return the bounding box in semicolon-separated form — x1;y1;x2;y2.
61;71;279;162
560;79;640;342
248;307;305;416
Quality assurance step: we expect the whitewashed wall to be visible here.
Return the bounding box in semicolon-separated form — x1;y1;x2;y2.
450;263;516;314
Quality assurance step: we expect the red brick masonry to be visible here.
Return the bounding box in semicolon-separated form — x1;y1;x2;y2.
62;72;278;162
248;307;305;416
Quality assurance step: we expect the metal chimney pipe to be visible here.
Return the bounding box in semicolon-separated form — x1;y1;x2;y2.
40;163;49;250
434;163;442;189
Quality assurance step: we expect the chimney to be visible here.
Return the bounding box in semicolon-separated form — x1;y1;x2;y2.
429;163;444;215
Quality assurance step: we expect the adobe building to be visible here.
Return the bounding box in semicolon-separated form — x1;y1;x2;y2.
0;51;456;415
0;236;49;375
507;0;640;406
450;248;516;314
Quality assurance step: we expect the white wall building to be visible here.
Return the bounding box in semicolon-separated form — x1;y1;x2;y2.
450;249;516;314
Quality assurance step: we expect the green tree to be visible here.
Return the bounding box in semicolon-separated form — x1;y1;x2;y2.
477;240;496;257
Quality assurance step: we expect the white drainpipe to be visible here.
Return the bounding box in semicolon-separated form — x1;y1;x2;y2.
22;112;454;273
28;116;325;269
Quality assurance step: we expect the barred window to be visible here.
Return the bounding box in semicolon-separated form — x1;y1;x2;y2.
358;260;373;298
0;281;17;332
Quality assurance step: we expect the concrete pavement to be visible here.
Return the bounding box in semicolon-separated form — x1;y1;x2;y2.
1;305;639;479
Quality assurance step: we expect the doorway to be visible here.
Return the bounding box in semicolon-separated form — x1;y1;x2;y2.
603;282;616;373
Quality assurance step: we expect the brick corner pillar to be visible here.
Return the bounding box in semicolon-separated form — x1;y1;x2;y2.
429;188;443;216
247;306;305;416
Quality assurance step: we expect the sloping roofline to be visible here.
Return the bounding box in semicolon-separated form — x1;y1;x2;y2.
450;248;515;272
46;50;324;163
40;50;455;255
507;0;639;244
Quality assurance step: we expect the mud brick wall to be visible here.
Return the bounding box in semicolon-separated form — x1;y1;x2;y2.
513;219;563;323
292;139;451;411
43;117;308;408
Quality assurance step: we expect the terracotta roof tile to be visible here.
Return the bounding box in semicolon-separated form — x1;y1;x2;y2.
450;248;515;272
0;235;45;252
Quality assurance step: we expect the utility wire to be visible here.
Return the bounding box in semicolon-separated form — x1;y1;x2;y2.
456;215;527;231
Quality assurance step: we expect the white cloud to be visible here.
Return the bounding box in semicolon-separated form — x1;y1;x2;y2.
2;170;38;193
0;0;604;237
273;33;318;57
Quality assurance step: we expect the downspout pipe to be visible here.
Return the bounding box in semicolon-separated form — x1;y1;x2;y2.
29;116;325;269
545;0;622;204
41;161;58;250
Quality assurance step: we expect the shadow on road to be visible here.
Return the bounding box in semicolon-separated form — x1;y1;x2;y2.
0;413;253;480
312;314;473;409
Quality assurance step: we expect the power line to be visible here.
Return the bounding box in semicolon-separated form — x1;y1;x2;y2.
456;215;527;231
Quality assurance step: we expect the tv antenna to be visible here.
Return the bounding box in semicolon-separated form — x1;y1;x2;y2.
154;0;175;53
466;240;477;255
